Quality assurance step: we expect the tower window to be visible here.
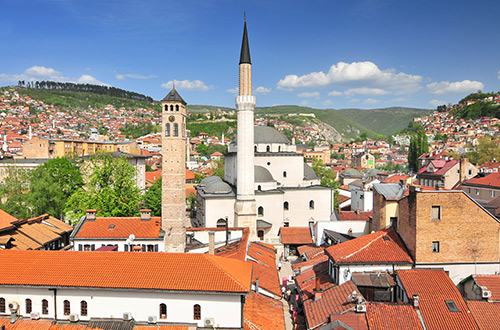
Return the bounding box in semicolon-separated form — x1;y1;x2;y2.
170;105;174;111
254;145;257;152
42;300;48;315
257;185;261;191
193;304;201;320
165;123;170;137
283;171;287;178
258;206;264;217
164;105;168;111
174;123;179;137
266;145;270;152
309;200;315;210
81;300;88;316
176;105;179;111
160;303;167;319
284;201;289;211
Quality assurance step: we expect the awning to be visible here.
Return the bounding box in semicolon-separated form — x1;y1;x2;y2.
257;219;272;229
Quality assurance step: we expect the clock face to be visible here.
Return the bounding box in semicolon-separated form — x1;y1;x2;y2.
169;116;175;122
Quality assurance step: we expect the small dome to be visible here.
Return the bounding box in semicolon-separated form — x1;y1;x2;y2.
255;165;275;183
200;176;222;185
254;126;290;144
204;180;232;194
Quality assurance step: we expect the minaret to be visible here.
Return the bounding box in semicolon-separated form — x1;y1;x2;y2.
161;86;187;252
234;18;257;241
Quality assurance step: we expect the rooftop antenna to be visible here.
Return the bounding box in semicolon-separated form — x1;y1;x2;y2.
173;80;175;89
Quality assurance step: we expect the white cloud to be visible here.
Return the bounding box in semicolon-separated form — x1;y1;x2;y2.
254;86;271;94
426;80;484;95
344;87;388;97
277;61;422;94
77;74;109;86
161;79;213;91
115;73;157;80
323;100;334;106
226;87;238;94
429;99;447;107
363;98;380;104
298;91;320;99
348;98;360;103
24;66;63;78
328;90;342;97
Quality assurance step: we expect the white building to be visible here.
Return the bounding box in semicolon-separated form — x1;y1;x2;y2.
0;250;251;328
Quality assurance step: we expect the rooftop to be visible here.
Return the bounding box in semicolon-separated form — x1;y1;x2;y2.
366;303;424;330
73;216;162;239
279;227;313;245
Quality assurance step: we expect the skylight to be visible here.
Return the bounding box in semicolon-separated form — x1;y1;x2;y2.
445;300;459;312
383;236;391;242
108;224;115;229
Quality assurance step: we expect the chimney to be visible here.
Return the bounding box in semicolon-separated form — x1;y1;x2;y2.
225;216;229;246
255;278;259;294
208;231;215;255
459;158;468;183
140;209;151;221
313;276;323;301
86;209;96;221
412;294;419;309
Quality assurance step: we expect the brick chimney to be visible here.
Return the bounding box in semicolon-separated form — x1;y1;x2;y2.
208;231;215;255
459;158;468;183
86;209;96;221
313;276;323;301
140;209;151;221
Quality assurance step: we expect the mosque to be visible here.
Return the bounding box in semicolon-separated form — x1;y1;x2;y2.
194;20;335;243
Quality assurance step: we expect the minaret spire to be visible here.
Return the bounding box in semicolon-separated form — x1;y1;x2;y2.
239;17;251;65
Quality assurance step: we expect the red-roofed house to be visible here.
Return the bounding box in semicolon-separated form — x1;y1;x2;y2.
417;158;477;189
467;300;500;330
460;171;500;204
279;227;313;257
460;274;500;301
325;228;413;285
366;303;424;330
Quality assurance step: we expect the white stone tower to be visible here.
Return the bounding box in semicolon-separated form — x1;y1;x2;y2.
161;87;187;252
234;18;257;241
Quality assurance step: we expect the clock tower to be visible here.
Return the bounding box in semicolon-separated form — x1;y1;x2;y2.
161;86;187;252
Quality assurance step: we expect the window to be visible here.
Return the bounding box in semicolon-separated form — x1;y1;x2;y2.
390;217;398;230
176;105;179;111
445;300;459;312
164;105;168;111
254;146;257;152
26;299;32;314
468;169;473;176
216;218;226;228
170;105;174;111
266;145;270;152
431;206;441;221
0;298;4;313
165;123;170;137
160;303;167;319
283;222;289;227
283;171;287;178
257;230;264;241
63;300;70;315
193;304;201;320
284;201;289;211
491;190;495;198
173;123;179;137
258;206;264;217
257;185;262;191
42;300;48;315
80;301;87;316
475;189;479;196
432;241;440;253
309;200;315;210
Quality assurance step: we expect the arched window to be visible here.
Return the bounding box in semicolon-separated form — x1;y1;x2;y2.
309;200;315;210
216;219;226;228
258;230;264;241
257;185;262;191
283;171;287;178
159;303;167;319
254;145;257;152
63;300;70;316
266;145;270;152
193;304;201;320
258;206;264;217
174;123;179;137
278;146;281;152
284;201;289;211
25;299;32;314
80;301;87;316
42;300;48;315
165;123;170;137
170;105;174;111
176;105;179;111
164;105;168;111
0;298;4;313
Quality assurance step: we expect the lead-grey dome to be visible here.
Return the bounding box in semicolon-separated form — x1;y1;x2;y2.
254;126;290;144
200;176;222;185
204;179;232;194
255;165;275;183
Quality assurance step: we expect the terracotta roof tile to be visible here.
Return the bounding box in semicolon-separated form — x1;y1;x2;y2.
0;250;252;293
213;228;249;261
366;303;424;330
303;280;359;329
325;228;413;265
75;217;162;239
243;292;285;330
297;244;325;260
472;275;500;301
295;261;335;300
292;255;328;272
464;172;500;188
279;227;313;245
337;211;372;221
397;269;479;330
0;209;17;232
418;159;458;175
327;313;368;330
382;175;410;184
467;301;500;330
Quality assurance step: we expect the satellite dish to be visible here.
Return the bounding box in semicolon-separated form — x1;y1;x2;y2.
129;234;135;241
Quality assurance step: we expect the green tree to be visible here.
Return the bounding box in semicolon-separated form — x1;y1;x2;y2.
143;178;162;216
311;159;340;208
466;137;500;165
211;159;225;179
0;165;31;219
408;131;429;172
64;152;142;223
27;157;83;219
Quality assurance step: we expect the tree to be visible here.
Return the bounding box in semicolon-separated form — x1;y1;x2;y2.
27;157;83;219
211;159;225;179
466;137;500;165
408;131;429;172
64;152;142;223
0;165;31;219
143;178;162;216
311;159;340;208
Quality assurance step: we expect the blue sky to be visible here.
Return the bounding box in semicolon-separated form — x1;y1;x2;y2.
1;0;500;110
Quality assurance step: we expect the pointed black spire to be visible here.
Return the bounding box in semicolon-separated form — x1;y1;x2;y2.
239;18;251;65
162;84;186;105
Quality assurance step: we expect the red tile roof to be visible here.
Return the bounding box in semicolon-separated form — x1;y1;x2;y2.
213;227;249;261
418;159;458;176
295;261;335;300
0;250;252;293
0;318;188;330
397;269;479;330
279;227;313;245
0;209;17;231
248;242;280;296
366;303;424;330
292;255;328;272
337;211;372;221
145;170;162;183
243;292;285;330
464;172;500;188
297;244;325;260
382;174;410;184
325;228;413;265
75;216;162;239
467;301;500;330
472;275;500;300
302;280;359;329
